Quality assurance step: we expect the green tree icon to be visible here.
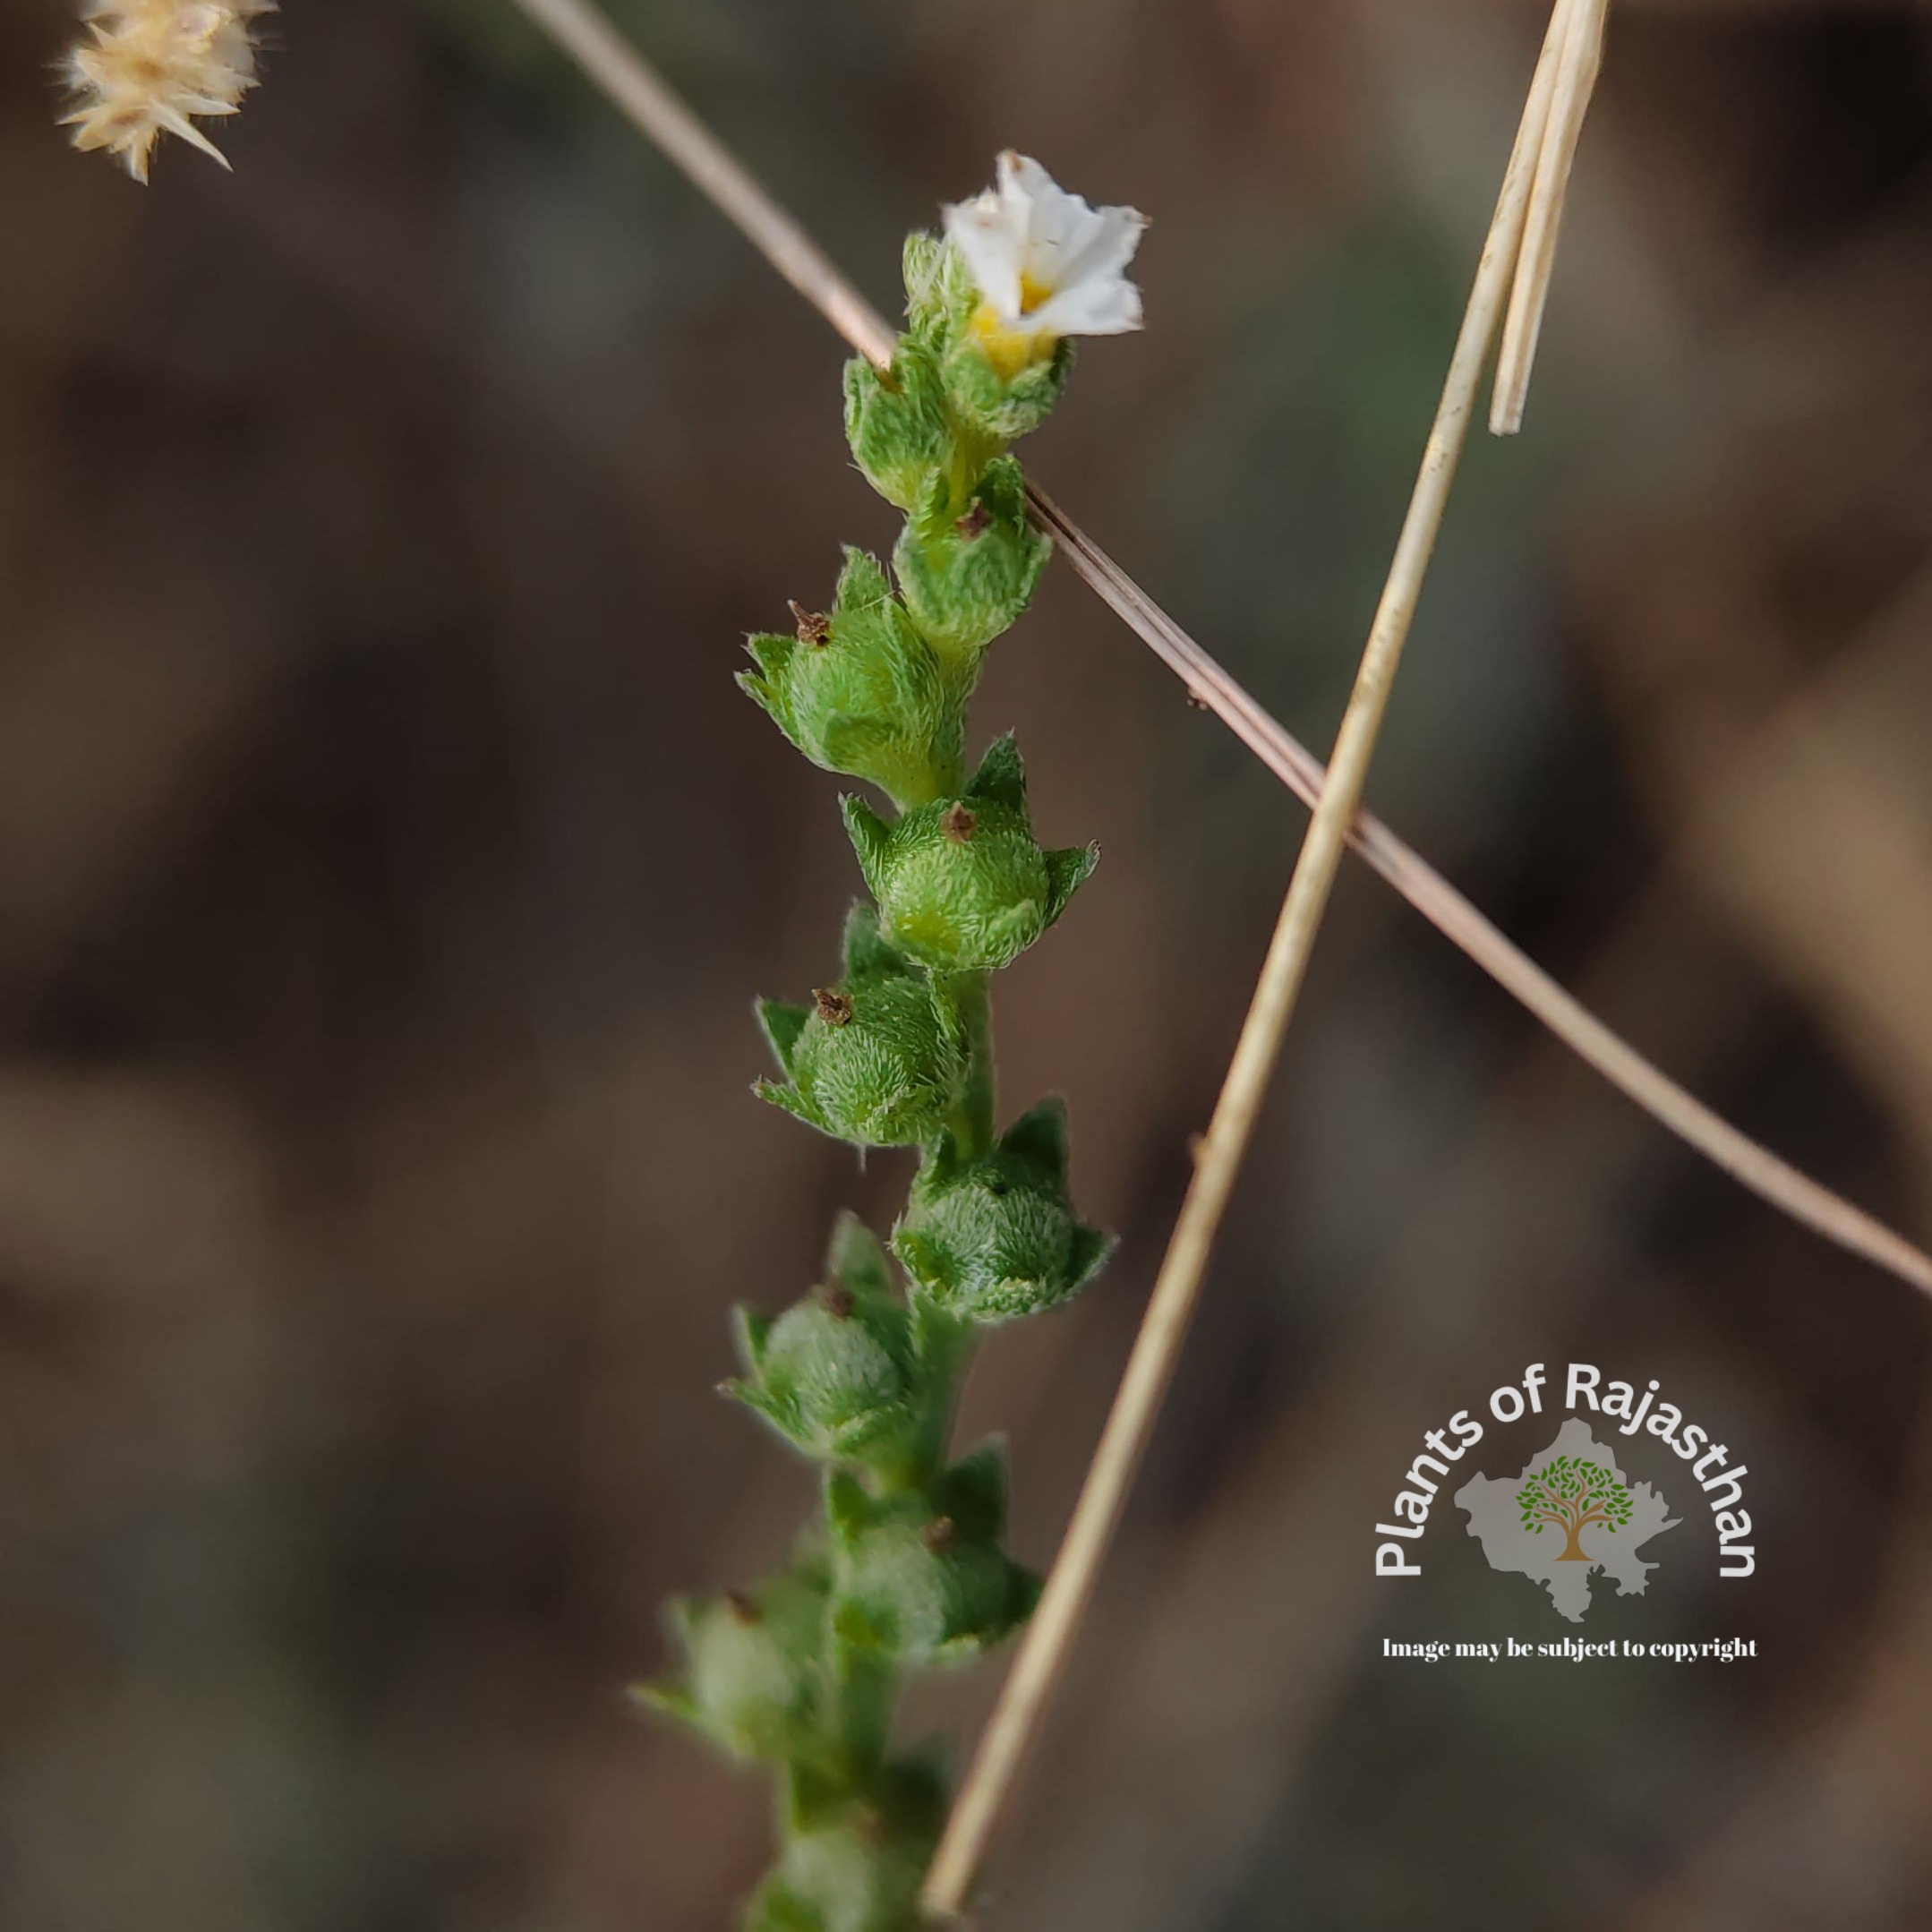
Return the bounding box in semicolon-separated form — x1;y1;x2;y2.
1516;1455;1635;1562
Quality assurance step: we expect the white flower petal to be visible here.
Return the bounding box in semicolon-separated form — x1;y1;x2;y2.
999;150;1103;275
946;152;1147;342
944;186;1025;321
1028;276;1142;338
1050;201;1146;301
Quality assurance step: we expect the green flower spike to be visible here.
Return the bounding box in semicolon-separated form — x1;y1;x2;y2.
826;1445;1039;1669
739;549;959;809
841;734;1098;974
724;1213;919;1470
657;157;1145;1932
756;905;969;1148
894;1096;1114;1323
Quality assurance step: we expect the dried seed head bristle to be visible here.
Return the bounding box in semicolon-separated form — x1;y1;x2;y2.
62;0;274;185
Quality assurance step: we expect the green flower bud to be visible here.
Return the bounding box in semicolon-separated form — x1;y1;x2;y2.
746;1825;916;1932
894;1098;1113;1323
726;1214;919;1468
739;550;961;808
637;1561;829;1765
842;341;950;514
825;1449;1038;1668
901;231;976;348
756;906;967;1148
841;735;1097;973
748;1757;945;1932
942;329;1073;442
893;457;1050;677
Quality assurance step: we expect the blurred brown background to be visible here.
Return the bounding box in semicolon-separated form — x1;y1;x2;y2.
4;0;1932;1926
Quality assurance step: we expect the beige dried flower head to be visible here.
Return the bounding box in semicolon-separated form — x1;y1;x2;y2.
63;0;273;184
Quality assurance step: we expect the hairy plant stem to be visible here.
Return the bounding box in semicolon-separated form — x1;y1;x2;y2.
947;971;996;1163
883;975;990;1490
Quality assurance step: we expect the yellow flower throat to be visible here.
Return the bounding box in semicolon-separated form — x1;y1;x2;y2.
969;272;1056;381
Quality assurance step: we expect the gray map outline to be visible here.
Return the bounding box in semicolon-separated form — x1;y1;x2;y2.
1454;1417;1679;1622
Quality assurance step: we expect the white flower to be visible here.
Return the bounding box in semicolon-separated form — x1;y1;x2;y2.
943;152;1146;369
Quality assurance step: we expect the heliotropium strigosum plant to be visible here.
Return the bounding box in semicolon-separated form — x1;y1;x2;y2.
639;152;1147;1932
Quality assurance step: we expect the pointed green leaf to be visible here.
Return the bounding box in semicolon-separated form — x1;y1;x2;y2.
902;231;943;310
734;669;789;738
1006;1559;1045;1629
627;1680;698;1726
757;999;810;1076
1066;1224;1116;1292
825;1210;893;1304
840;794;892;897
909;1285;967;1363
939;1439;1009;1542
999;1096;1070;1176
722;1381;799;1443
754;1079;824;1132
839;900;901;979
743;632;797;683
833;545;893;618
964;731;1027;808
1044;842;1100;925
916;1133;965;1190
732;1304;774;1373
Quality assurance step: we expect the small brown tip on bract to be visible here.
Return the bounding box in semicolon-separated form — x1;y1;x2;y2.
724;1589;763;1625
789;600;832;645
922;1516;957;1555
954;502;991;540
821;1281;856;1320
813;987;854;1026
941;802;977;842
